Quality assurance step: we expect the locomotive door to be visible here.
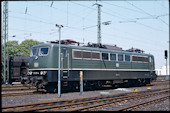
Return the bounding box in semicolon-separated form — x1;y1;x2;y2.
149;56;154;70
61;48;69;79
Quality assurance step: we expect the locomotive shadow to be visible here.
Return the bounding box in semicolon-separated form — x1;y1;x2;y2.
57;83;149;94
31;82;153;94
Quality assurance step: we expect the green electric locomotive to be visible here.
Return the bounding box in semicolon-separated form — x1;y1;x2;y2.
26;39;157;92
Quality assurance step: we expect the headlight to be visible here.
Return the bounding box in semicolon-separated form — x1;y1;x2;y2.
40;71;47;75
27;71;33;75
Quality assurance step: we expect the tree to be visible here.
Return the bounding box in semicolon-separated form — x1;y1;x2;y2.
3;39;44;56
4;40;20;56
19;39;44;56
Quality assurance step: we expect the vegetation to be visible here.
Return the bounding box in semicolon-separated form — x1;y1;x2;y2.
4;39;44;56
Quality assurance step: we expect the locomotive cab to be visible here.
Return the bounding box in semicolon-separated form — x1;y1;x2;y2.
26;43;68;92
26;44;52;90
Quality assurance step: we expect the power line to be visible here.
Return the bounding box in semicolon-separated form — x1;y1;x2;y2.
9;2;168;44
12;1;168;34
8;2;168;44
102;1;145;14
126;1;169;26
70;1;168;32
135;14;169;20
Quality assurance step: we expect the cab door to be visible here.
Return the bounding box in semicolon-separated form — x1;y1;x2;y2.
149;56;154;70
61;48;69;79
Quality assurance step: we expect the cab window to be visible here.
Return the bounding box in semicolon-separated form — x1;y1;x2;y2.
125;55;130;62
110;53;116;61
39;47;49;56
102;53;108;60
30;48;37;57
118;54;123;61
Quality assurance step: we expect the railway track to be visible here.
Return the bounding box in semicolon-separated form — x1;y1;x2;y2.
117;96;169;111
1;81;169;97
69;88;170;111
2;84;36;92
2;84;28;88
1;86;39;97
2;87;36;92
2;91;45;97
1;84;38;97
2;88;169;112
150;81;169;86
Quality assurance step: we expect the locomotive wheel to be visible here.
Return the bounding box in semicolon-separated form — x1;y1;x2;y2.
45;83;57;93
145;79;151;84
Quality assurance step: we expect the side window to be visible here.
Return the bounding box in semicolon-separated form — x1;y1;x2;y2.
132;56;138;62
143;57;149;62
118;54;123;61
39;47;49;56
82;51;91;59
72;50;100;60
125;55;130;62
132;56;148;62
91;52;100;60
110;53;116;61
72;50;82;59
102;53;108;60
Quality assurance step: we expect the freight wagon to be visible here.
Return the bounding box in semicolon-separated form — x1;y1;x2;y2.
1;56;29;84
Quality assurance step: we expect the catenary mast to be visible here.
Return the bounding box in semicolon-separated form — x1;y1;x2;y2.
2;1;9;84
93;3;102;45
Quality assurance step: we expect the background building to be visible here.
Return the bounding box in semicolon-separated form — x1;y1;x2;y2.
156;65;169;76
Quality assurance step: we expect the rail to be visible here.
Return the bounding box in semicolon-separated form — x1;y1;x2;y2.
2;88;169;112
117;96;169;111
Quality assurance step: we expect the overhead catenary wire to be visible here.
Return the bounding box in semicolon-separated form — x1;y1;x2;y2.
8;1;168;45
101;1;146;15
10;1;168;35
70;1;168;32
8;1;168;70
98;1;169;32
135;13;169;20
8;2;167;46
125;1;169;26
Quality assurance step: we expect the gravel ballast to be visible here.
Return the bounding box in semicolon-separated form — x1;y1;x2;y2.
2;83;169;106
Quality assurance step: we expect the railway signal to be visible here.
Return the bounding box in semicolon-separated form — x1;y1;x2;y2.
164;50;168;59
164;50;168;75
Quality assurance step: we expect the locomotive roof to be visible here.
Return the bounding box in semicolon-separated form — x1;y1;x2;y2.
32;43;153;57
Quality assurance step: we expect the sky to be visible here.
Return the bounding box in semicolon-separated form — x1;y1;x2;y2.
2;0;169;69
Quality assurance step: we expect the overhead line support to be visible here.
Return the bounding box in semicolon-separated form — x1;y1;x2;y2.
93;3;102;45
2;1;9;84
